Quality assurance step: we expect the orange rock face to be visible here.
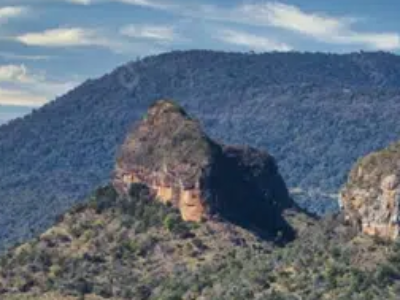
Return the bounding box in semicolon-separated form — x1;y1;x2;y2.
113;100;217;222
116;167;206;222
179;188;205;222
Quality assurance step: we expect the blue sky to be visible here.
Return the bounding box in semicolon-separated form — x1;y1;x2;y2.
0;0;400;123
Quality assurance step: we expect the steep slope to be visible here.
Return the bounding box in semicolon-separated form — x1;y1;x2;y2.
0;184;277;298
340;141;400;240
1;184;400;300
0;102;303;298
3;51;400;249
113;100;294;238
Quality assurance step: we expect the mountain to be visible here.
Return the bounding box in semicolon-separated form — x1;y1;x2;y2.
0;103;303;298
3;50;400;250
2;102;400;300
113;100;295;239
340;140;400;240
1;184;400;299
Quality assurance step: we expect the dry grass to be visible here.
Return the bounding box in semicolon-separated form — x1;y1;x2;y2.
3;293;117;300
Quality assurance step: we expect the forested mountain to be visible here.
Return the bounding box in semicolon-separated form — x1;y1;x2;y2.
2;50;400;250
2;98;400;300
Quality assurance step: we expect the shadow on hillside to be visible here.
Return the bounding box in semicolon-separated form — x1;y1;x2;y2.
204;146;301;245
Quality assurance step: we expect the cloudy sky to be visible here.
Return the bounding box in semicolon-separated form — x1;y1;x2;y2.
0;0;400;123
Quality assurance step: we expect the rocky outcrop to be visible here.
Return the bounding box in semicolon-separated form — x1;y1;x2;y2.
113;100;217;222
113;100;295;239
340;143;400;240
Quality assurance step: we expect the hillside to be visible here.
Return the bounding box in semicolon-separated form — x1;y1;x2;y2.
2;183;400;300
2;50;400;250
2;98;400;299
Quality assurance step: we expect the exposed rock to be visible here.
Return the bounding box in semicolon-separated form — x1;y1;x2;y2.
340;142;400;240
113;99;295;239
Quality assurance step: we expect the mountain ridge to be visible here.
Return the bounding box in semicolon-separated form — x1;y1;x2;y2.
2;50;400;250
0;99;310;297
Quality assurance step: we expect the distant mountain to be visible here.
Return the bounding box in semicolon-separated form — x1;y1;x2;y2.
2;50;400;250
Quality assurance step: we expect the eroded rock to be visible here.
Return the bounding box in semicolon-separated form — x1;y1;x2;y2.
113;100;295;239
340;143;400;240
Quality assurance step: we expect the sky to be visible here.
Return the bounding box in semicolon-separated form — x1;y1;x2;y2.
0;0;400;124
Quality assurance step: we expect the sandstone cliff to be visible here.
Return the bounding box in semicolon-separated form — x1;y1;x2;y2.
340;142;400;240
113;100;295;239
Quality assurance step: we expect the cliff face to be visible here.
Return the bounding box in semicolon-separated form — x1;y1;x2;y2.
113;100;295;238
113;100;217;222
340;143;400;240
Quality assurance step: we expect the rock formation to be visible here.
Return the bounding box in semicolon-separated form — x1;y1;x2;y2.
340;142;400;240
113;100;295;239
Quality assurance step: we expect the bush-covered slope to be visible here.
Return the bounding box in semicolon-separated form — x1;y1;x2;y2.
2;50;400;249
2;184;400;300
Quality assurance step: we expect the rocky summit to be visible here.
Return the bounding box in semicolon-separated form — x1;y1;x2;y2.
113;99;295;239
340;141;400;240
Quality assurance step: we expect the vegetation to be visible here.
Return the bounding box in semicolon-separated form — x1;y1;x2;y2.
2;184;400;300
346;139;400;190
3;293;113;300
3;50;400;250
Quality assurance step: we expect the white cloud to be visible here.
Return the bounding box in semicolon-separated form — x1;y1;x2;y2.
16;28;105;47
120;24;176;41
0;64;31;83
67;0;176;9
15;27;135;53
0;6;27;23
51;0;400;51
61;0;169;8
332;33;400;50
233;2;400;51
0;64;77;107
0;88;48;107
66;0;92;4
143;1;400;51
217;29;292;52
113;0;170;10
238;3;350;37
15;26;167;55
